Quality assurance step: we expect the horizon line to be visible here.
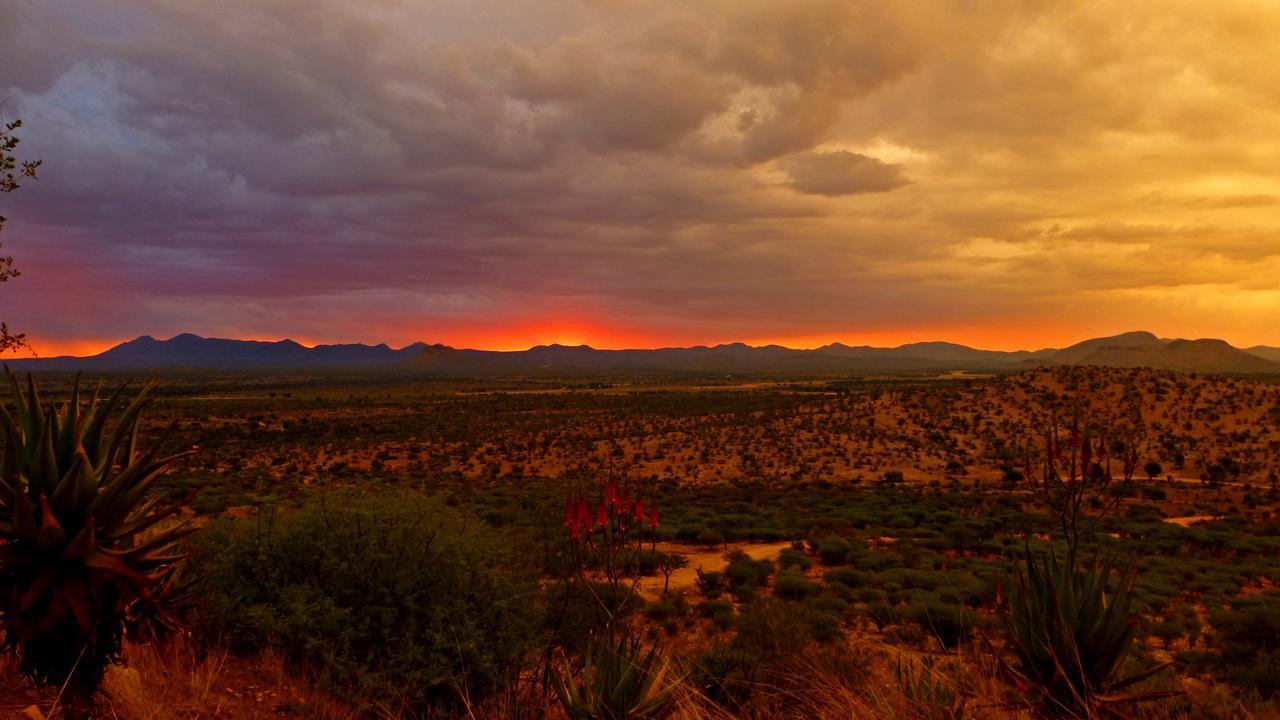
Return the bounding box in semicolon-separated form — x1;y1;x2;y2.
5;328;1275;360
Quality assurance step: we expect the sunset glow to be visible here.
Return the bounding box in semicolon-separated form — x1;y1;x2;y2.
3;1;1280;354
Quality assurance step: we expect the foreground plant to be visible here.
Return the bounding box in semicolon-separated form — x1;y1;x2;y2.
1024;405;1139;566
551;478;676;718
557;477;659;634
893;654;970;720
553;631;678;720
0;371;194;714
1001;548;1176;718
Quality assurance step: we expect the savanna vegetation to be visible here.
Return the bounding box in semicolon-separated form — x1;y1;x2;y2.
4;365;1280;719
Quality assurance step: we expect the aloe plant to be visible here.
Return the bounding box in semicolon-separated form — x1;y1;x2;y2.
553;632;678;720
0;371;194;712
1001;548;1176;718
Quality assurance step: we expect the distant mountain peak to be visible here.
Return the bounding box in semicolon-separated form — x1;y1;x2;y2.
120;334;159;345
1107;330;1161;343
7;330;1277;375
532;343;596;351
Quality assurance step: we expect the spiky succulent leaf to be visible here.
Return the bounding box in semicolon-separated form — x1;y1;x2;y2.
0;369;195;694
1001;546;1173;718
554;632;678;720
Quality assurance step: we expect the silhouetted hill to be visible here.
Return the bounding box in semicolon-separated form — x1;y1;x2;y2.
1041;331;1164;365
6;333;422;371
1246;346;1280;364
1038;332;1280;374
6;331;1278;375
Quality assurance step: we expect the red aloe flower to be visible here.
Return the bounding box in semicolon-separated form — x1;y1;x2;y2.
607;479;619;507
648;504;659;529
596;499;609;528
634;498;646;521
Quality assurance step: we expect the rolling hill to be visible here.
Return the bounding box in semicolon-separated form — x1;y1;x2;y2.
1246;345;1280;364
5;331;1279;375
1037;331;1280;374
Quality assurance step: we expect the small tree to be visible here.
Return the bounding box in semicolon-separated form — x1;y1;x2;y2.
0;118;41;353
657;552;688;595
1143;461;1162;481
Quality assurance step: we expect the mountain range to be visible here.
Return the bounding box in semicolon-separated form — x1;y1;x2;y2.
5;330;1280;375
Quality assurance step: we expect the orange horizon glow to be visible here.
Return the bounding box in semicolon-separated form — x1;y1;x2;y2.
3;322;1275;360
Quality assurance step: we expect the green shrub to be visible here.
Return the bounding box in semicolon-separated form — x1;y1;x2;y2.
854;587;887;604
825;567;870;589
1141;486;1168;501
645;596;686;624
865;600;898;629
693;597;847;710
696;570;726;599
807;593;850;617
904;600;968;649
697;528;726;545
778;547;813;571
626;549;663;575
724;552;774;599
773;570;821;600
1209;590;1280;697
815;536;853;565
1150;619;1185;650
697;599;735;630
193;489;539;712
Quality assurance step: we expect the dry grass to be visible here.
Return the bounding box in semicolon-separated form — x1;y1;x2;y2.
0;653;46;719
4;633;1280;719
1;649;1276;720
2;640;374;720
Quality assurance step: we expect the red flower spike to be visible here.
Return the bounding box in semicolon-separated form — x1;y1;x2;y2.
596;499;609;528
634;499;645;521
648;505;659;529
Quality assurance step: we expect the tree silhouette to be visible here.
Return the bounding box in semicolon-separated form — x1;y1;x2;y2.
1;117;41;353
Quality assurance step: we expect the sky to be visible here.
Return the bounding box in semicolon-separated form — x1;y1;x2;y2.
2;0;1280;355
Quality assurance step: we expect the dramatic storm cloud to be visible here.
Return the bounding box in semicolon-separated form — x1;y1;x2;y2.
2;0;1279;352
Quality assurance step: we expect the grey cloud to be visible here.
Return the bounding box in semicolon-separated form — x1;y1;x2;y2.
781;151;908;196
